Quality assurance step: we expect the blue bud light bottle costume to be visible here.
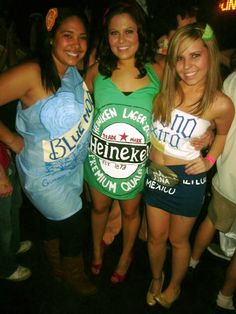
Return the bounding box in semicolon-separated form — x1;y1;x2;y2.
16;67;94;255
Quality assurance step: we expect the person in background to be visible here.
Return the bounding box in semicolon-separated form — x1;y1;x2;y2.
189;70;236;314
0;6;96;296
190;67;236;267
207;49;236;262
84;1;162;284
0;11;30;72
215;250;236;314
144;23;234;308
0;131;32;282
156;3;198;57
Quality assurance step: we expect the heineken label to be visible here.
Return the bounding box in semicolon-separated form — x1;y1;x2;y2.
87;103;151;195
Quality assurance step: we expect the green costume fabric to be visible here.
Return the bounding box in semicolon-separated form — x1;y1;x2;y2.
84;64;160;199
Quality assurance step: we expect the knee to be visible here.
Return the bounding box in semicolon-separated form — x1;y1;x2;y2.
169;236;189;249
122;208;139;221
92;205;109;215
148;232;168;246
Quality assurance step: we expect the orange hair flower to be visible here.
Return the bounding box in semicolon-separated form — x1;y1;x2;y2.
45;8;58;32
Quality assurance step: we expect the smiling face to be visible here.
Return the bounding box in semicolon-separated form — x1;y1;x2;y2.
52;16;88;74
175;38;209;87
108;13;139;62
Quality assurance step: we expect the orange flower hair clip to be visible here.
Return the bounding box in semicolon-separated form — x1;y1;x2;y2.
46;8;58;32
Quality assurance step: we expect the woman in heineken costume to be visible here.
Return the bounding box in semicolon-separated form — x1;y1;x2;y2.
84;2;162;284
144;23;234;308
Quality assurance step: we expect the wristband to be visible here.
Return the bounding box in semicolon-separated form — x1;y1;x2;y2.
205;154;216;166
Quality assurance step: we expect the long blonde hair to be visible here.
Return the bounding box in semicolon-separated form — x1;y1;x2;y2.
153;22;222;124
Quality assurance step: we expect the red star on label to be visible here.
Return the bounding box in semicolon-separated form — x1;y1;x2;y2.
120;132;128;141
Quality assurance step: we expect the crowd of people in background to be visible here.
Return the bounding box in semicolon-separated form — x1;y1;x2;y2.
0;1;236;313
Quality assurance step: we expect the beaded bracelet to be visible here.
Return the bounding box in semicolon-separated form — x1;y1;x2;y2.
205;154;216;166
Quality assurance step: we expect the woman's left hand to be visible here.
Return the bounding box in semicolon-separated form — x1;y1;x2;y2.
185;156;212;175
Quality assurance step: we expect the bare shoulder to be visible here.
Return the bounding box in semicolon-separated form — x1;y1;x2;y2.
209;90;235;135
84;62;99;92
213;90;235;116
2;61;40;78
19;62;41;82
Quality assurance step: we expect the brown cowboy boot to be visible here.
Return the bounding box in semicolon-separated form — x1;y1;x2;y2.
43;239;63;279
62;255;97;296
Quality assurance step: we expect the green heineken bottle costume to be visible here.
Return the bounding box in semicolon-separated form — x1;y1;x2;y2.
84;64;160;199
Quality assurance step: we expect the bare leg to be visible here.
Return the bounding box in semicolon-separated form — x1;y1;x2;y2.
103;200;122;246
216;251;236;310
146;206;169;295
162;214;196;302
89;186;112;271
111;194;142;282
221;251;236;296
138;204;148;241
191;215;216;261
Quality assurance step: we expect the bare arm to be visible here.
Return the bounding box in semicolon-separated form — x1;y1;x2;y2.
151;62;164;82
0;68;22;152
0;121;24;154
205;94;234;158
84;62;99;93
0;62;39;106
0;63;41;153
185;93;235;174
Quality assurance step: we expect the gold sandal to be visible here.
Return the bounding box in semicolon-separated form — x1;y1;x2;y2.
146;272;165;306
155;287;181;309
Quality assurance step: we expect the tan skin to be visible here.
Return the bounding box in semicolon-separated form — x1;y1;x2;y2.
220;250;236;297
147;39;234;304
85;13;163;282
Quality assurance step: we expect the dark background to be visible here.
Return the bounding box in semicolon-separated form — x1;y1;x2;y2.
1;0;236;50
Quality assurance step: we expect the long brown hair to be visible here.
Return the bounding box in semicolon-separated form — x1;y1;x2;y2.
153;22;222;124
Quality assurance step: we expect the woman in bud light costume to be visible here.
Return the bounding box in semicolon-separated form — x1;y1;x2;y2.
144;23;234;308
84;1;162;284
0;7;96;296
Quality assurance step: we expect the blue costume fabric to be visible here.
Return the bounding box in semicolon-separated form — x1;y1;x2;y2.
144;161;207;217
16;67;94;220
84;64;160;199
